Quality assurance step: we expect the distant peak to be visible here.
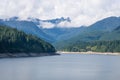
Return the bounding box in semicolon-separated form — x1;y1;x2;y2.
42;17;71;24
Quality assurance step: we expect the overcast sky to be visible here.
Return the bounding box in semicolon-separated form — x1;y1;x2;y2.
0;0;120;27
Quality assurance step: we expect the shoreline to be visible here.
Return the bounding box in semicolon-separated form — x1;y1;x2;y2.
57;51;120;56
0;52;59;58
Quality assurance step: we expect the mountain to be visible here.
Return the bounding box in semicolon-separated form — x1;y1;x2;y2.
0;25;56;58
0;19;54;42
42;26;86;41
43;16;120;43
53;16;120;51
88;16;120;31
80;16;120;41
28;17;71;25
61;16;120;42
0;17;72;43
42;17;71;24
1;16;120;44
99;25;120;40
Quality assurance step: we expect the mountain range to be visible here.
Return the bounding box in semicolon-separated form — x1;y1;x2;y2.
0;16;120;46
63;16;120;42
0;17;72;42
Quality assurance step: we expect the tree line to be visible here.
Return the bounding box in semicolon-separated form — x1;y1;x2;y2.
0;25;56;53
57;40;120;53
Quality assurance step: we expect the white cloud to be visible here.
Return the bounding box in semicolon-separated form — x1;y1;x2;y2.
57;21;72;28
0;0;120;27
40;22;55;29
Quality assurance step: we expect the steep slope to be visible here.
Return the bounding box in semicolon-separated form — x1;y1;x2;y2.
88;16;120;31
60;16;120;42
100;25;120;40
0;25;56;58
0;20;53;42
114;26;120;31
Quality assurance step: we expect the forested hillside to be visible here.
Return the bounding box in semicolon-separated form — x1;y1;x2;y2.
0;25;56;57
55;40;120;53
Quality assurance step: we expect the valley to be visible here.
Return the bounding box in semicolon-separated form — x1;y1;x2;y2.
0;16;120;56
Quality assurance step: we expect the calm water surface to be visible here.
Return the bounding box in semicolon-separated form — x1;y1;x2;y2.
0;53;120;80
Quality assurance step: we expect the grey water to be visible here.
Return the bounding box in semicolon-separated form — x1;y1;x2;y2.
0;53;120;80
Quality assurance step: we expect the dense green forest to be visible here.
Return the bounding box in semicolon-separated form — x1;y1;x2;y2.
0;25;56;55
55;40;120;52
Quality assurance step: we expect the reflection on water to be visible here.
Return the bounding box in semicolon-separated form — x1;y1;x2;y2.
0;54;120;80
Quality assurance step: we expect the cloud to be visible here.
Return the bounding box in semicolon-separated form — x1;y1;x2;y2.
0;0;120;27
40;22;55;28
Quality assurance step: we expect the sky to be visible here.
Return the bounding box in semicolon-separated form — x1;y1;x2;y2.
0;0;120;28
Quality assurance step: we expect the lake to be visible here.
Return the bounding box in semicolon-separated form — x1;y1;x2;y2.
0;53;120;80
